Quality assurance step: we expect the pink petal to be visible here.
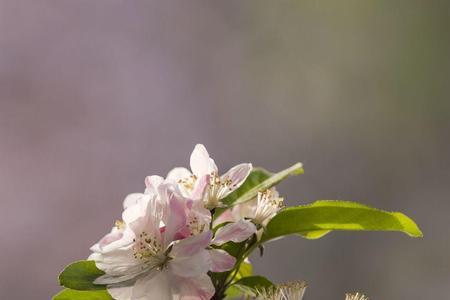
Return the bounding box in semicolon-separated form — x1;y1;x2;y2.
163;189;188;246
171;231;212;257
191;174;209;200
169;249;211;277
212;209;235;227
190;144;217;176
209;249;236;272
213;219;256;245
173;273;215;300
219;163;252;198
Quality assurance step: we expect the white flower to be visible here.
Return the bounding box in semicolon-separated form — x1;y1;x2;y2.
215;188;284;229
252;189;284;226
167;144;252;209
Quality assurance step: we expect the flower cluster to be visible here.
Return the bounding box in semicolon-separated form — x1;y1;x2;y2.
54;143;421;300
89;145;281;299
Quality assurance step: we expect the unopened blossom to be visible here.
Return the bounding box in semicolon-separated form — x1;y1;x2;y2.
166;144;252;209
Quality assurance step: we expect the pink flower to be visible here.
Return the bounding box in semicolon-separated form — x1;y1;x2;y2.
214;188;284;241
89;185;215;300
167;144;252;209
89;180;256;299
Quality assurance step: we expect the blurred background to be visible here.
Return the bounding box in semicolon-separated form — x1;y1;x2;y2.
1;1;449;299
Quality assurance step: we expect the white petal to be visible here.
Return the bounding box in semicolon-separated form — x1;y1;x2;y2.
123;193;144;209
90;227;134;254
132;271;172;300
128;199;162;243
170;249;211;278
95;270;141;285
107;285;133;300
91;248;145;284
190;144;217;176
212;219;256;245
219;163;252;198
167;167;192;182
145;175;164;195
231;198;257;220
209;249;236;272
190;174;209;201
122;194;150;224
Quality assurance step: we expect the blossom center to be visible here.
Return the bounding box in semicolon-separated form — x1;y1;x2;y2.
203;171;236;209
177;174;197;191
187;215;207;236
132;231;163;261
254;189;284;225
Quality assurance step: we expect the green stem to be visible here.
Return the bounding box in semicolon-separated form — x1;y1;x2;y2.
224;242;258;287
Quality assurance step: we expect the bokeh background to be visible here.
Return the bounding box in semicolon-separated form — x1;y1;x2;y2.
1;1;449;299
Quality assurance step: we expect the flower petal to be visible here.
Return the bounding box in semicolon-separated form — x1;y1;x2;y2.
212;209;235;227
191;174;209;201
213;219;256;245
209;249;236;272
174;273;215;300
128;198;162;245
122;194;150;224
144;175;164;195
171;231;212;258
107;285;133;300
167;167;192;182
163;188;188;246
169;249;211;277
123;193;144;209
132;270;172;300
90;246;147;285
219;163;252;198
190;144;217;176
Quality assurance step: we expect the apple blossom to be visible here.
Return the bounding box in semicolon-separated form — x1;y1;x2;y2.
89;178;256;300
167;144;252;209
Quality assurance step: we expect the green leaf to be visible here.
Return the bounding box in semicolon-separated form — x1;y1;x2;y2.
262;200;423;242
53;289;112;300
222;168;271;205
226;275;274;298
58;260;106;291
234;261;253;280
233;275;273;289
220;241;244;258
222;163;304;206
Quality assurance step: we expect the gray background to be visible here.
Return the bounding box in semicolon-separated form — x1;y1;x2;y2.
1;1;449;299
